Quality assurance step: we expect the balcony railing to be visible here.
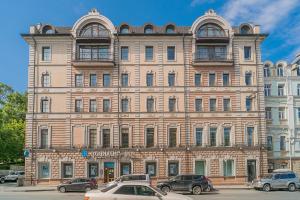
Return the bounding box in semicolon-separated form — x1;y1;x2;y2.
72;52;114;67
76;29;110;39
196;29;230;43
194;52;231;61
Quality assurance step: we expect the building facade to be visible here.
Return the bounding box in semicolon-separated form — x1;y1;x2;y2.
22;9;268;185
264;55;300;174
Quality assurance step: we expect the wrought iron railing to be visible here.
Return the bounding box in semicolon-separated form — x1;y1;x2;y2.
193;52;232;61
74;52;113;62
196;29;229;38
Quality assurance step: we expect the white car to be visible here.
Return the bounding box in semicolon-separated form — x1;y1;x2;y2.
5;171;24;181
106;174;151;188
84;182;193;200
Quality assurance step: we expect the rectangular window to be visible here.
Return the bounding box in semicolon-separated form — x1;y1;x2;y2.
223;160;234;176
245;72;252;86
264;67;270;77
147;98;154;112
223;73;229;86
89;74;97;87
75;99;82;112
121;46;129;60
267;136;273;151
277;67;283;76
121;99;129;112
223;127;231;146
209;98;216;111
168;161;179;176
278;107;285;120
297;84;300;96
223;98;231;111
246;97;252;111
146;128;154;147
169;128;177;147
146;73;153;87
247;127;254;146
89;129;97;149
102;129;110;148
209;128;217;146
121;73;128;87
167;46;175;61
103;99;110;112
195;73;201;86
41;99;49;113
264;84;271;96
42;74;50;87
209;73;215;86
75;74;83;87
298;108;300;119
42;46;51;61
121;128;129;148
280;136;286;151
168;73;175;87
278;84;285;96
244;46;251;60
120;162;131;176
38;162;50;179
195;128;203;146
169;98;176;112
88;163;99;178
40;129;48;149
145;46;153;61
195;161;205;175
89;99;97;112
195;99;202;112
103;74;111;87
265;107;272;120
62;163;73;179
146;162;156;177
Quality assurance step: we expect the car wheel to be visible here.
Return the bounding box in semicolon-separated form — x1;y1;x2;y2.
59;187;66;193
0;178;5;184
288;183;296;192
85;187;92;192
263;184;271;192
192;186;202;195
161;186;170;193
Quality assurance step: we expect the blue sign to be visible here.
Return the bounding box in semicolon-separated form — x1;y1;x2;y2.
81;149;88;158
23;149;30;158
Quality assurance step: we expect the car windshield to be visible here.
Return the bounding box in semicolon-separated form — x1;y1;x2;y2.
101;184;117;192
149;185;166;196
262;174;273;179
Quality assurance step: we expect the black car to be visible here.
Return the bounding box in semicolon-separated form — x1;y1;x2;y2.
157;174;208;195
57;178;98;192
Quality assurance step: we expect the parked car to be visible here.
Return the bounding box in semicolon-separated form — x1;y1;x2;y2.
0;174;5;184
106;174;151;187
157;174;208;195
84;182;193;200
57;178;98;193
252;170;300;192
205;177;215;192
5;171;24;182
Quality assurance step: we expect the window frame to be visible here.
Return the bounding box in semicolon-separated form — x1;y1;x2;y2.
42;46;51;61
167;46;175;61
145;46;154;61
121;46;129;61
244;46;251;60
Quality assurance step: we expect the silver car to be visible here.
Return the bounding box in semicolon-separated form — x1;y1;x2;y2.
253;170;300;192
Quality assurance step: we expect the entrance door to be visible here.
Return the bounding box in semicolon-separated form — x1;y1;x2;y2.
247;160;256;182
104;162;115;183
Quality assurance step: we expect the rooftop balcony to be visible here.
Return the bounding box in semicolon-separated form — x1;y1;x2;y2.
72;51;114;67
196;29;230;43
76;27;111;43
192;51;233;66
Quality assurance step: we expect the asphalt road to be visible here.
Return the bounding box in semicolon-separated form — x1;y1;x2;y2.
0;189;299;200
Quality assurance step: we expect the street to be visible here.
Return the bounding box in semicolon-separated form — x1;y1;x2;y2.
0;189;299;200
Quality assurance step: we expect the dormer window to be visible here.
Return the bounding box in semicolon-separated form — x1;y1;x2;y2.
120;25;129;34
240;25;252;34
197;23;225;37
42;25;55;34
166;25;175;33
144;25;153;34
79;23;109;37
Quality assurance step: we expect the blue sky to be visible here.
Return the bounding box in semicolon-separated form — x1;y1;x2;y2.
0;0;299;92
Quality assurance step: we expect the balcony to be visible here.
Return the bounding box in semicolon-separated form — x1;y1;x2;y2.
196;29;230;43
76;29;111;43
192;51;233;66
72;52;114;67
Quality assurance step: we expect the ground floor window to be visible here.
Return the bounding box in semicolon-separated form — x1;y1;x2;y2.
195;160;205;175
223;160;234;177
62;162;73;178
120;162;131;176
168;161;179;177
145;162;156;177
38;162;50;179
88;163;99;178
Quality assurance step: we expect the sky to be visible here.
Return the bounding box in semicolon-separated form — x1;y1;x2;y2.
0;0;299;92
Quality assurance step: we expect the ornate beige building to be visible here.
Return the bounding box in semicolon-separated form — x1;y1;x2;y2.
22;9;268;185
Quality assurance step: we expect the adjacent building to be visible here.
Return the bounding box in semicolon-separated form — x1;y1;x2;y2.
22;9;268;185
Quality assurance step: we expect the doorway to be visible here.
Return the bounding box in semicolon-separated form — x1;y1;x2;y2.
104;162;114;183
247;160;256;182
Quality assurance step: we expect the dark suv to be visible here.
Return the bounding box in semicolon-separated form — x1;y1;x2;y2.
157;174;208;195
57;178;98;192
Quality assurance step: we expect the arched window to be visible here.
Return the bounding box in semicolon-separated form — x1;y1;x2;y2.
197;23;225;37
264;64;270;77
42;25;55;34
79;23;109;37
166;25;175;33
240;25;252;34
144;25;153;34
277;64;284;77
120;25;129;34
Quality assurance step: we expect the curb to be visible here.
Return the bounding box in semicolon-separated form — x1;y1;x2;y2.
7;188;56;192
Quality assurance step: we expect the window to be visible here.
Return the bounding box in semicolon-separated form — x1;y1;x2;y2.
280;136;286;151
297;84;300;96
246;97;252;111
103;99;110;112
264;65;270;77
209;73;215;86
144;25;153;34
223;160;234;176
42;46;51;61
223;127;231;146
89;99;97;112
247;127;254;146
209;98;216;111
40;129;48;149
41;99;49;113
62;163;73;178
89;129;97;148
196;45;226;60
278;84;285;96
75;74;83;87
264;84;271;96
121;73;128;87
121;128;129;148
197;23;225;37
120;162;131;175
114;185;135;195
79;23;108;37
102;129;110;148
121;46;129;60
146;73;153;87
195;73;201;86
279;107;285;120
121;98;129;112
38;162;50;179
147;98;154;112
120;25;129;34
195;161;205;175
195;128;203;146
168;73;175;86
245;72;252;86
298;108;300;119
223;98;231;111
146;128;154;147
244;46;251;60
41;73;50;87
168;161;179;176
265;107;272;120
89;74;97;87
169;98;176;112
267;136;273;151
195;98;202;112
135;186;155;196
209;128;217;146
166;25;175;33
167;46;175;61
88;163;99;178
240;25;251;34
169;128;177;147
223;73;229;86
277;65;283;76
146;162;156;177
145;46;153;60
103;74;111;87
297;67;300;76
75;99;82;112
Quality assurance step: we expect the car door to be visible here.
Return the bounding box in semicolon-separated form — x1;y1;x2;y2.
271;174;281;189
134;185;157;200
170;176;182;191
113;185;136;200
68;179;81;191
180;175;193;191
